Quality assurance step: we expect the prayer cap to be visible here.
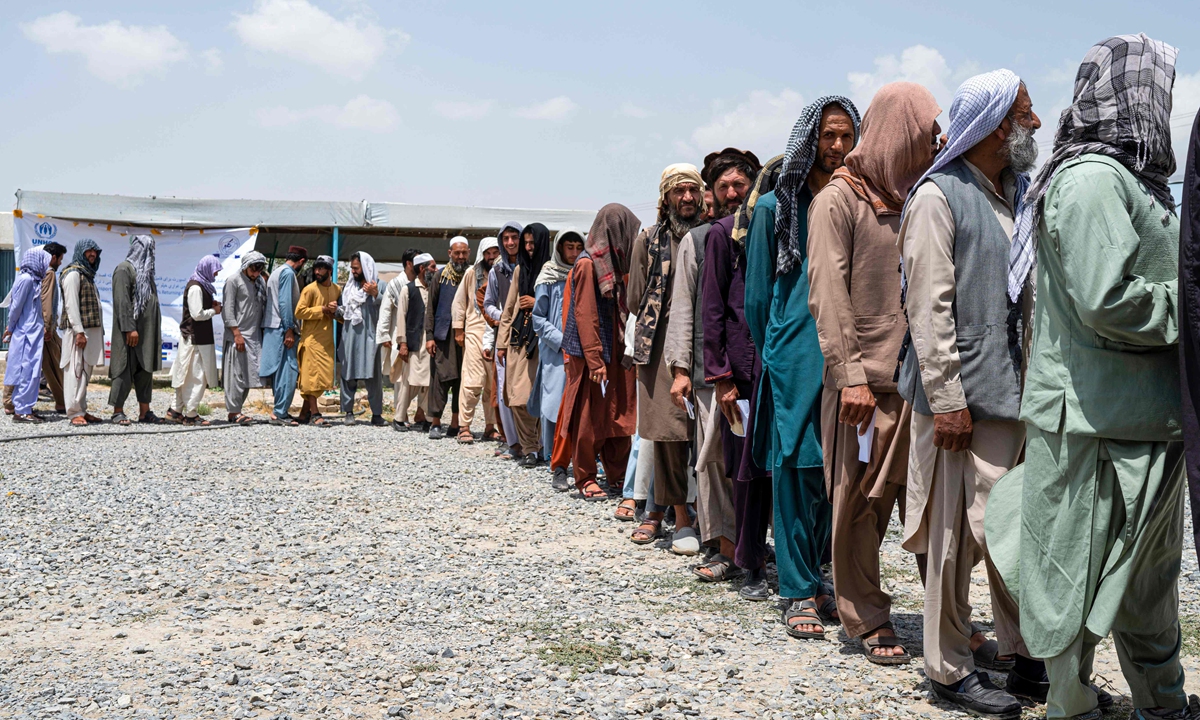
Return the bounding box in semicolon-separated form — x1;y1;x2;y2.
413;253;435;266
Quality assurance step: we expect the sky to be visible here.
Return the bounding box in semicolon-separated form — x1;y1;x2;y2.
3;0;1199;224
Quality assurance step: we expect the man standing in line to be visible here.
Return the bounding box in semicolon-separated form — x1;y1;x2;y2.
379;252;435;431
59;239;104;427
259;246;306;426
3;248;50;422
668;148;759;569
222;251;268;424
295;255;339;425
3;242;65;415
380;248;428;431
627;164;706;547
336;252;386;426
170;255;223;425
806;82;943;663
424;237;470;438
109;235;163;425
485;221;525;458
454;238;502;443
744;96;858;640
897;70;1042;718
992;34;1195;720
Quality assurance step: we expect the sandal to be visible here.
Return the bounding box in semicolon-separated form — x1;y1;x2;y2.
232;414;255;426
310;414;330;426
631;518;662;545
613;499;637;521
110;412;131;426
482;429;502;442
693;554;742;583
783;599;826;640
269;414;300;427
13;414;44;424
457;428;475;444
970;624;1014;671
70;416;89;427
165;408;184;424
139;411;165;424
860;622;911;665
580;481;608;501
815;591;840;625
82;413;102;424
182;416;211;426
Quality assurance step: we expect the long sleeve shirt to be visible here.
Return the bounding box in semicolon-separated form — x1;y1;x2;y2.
898;159;1016;414
806;178;906;392
701;216;755;385
662;225;708;387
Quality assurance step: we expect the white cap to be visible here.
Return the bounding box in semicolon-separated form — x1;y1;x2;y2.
449;235;469;248
413;253;435;265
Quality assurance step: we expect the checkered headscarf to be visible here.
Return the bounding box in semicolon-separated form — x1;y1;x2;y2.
774;96;859;276
1008;34;1178;302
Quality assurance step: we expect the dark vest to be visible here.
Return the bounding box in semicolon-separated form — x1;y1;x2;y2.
180;280;215;346
405;281;426;348
433;273;457;342
562;253;615;364
898;157;1023;420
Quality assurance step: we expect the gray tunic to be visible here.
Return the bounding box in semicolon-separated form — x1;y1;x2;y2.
222;270;266;391
109;259;163;378
336;288;381;381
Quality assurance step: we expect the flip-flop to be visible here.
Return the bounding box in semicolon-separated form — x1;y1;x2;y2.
580;482;608;501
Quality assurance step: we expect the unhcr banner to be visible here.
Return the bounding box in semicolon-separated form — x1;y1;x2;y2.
14;213;257;369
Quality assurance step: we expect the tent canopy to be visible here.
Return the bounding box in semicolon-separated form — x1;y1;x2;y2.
14;190;596;262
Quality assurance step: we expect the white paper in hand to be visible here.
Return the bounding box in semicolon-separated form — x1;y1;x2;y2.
684;396;695;420
601;380;609;398
857;409;878;463
731;399;750;437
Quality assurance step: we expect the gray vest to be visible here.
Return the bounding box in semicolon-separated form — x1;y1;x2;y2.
405;281;426;348
688;223;712;388
898;158;1023;420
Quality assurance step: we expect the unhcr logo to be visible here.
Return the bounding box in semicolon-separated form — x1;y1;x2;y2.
218;233;241;259
32;221;58;244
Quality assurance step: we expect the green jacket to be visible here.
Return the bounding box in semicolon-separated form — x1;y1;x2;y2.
1020;154;1181;442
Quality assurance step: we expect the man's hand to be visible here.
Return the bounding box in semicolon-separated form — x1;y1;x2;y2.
75;333;87;349
715;378;740;425
2;330;11;343
590;364;608;385
669;369;692;412
44;328;53;342
497;348;506;363
839;384;876;434
483;348;494;361
284;329;296;349
234;333;246;353
364;281;378;298
212;301;223;315
381;340;392;350
397;342;409;361
454;329;464;347
933;408;973;453
518;295;535;311
126;330;140;348
426;340;437;356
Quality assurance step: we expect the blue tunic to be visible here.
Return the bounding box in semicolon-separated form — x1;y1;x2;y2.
531;281;566;420
3;273;46;415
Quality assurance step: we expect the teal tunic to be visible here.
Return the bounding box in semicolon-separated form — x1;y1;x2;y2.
988;156;1186;700
744;189;830;599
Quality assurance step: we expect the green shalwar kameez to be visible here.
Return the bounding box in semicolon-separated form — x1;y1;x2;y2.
744;190;831;600
986;155;1187;717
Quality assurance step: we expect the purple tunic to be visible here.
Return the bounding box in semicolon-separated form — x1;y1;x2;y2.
3;272;46;414
701;215;767;482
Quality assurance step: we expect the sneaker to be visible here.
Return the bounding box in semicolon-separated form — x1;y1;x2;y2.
343;414;356;426
551;467;571;492
370;415;388;427
428;424;447;440
392;420;409;432
519;454;543;469
930;671;1021;720
1133;696;1200;719
739;571;770;602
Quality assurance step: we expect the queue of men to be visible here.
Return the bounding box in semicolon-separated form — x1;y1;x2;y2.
5;32;1200;720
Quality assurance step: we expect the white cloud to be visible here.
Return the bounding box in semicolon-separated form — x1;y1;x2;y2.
619;102;653;119
232;0;408;81
846;44;974;112
689;88;806;155
514;96;578;121
201;48;223;75
256;94;399;131
21;11;188;86
434;100;494;121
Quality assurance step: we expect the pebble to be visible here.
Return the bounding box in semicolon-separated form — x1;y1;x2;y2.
1;384;1196;719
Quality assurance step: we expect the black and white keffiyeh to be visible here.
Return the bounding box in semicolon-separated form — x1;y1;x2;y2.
1008;33;1178;302
126;235;157;318
773;96;860;276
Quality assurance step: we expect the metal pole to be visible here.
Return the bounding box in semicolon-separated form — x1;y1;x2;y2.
331;227;340;346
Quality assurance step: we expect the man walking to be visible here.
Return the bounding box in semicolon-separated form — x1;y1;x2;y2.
109;235;163;424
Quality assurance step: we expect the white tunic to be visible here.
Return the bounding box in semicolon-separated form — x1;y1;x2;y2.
171;285;219;389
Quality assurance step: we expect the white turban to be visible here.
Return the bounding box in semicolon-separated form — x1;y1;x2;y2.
413;253;434;266
475;237;499;265
449;235;469;249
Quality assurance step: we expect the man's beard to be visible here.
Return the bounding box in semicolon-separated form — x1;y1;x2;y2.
1003;120;1039;173
714;198;742;219
667;206;701;239
816;152;845;175
314;272;330;283
451;260;468;274
353;272;364;285
481;258;495;271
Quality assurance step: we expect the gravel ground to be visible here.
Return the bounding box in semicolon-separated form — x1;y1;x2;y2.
3;384;1200;720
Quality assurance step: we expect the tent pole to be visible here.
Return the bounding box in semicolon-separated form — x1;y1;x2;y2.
332;227;340;347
